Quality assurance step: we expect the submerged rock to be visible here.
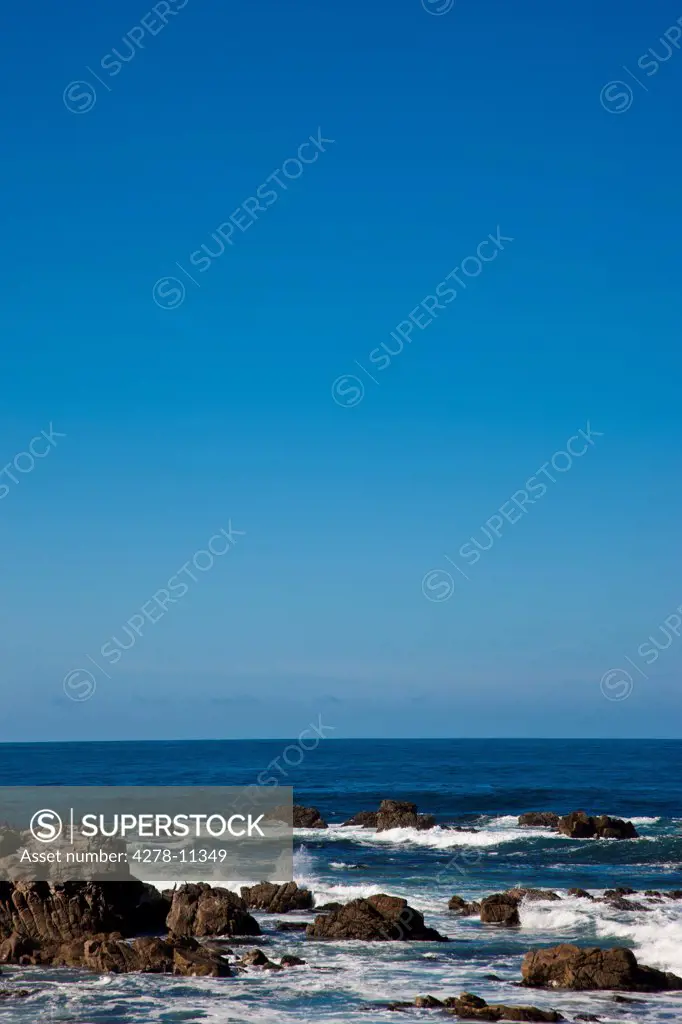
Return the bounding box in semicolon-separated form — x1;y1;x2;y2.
306;894;448;941
522;943;682;991
443;992;564;1021
342;811;379;827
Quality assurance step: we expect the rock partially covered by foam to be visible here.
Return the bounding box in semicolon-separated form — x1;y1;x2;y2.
518;812;560;828
376;800;436;832
522;944;682;992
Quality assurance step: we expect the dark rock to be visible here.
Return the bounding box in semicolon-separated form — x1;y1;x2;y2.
518;813;560;828
315;902;344;912
0;989;30;1000
521;943;682;991
306;894;448;941
593;816;638;840
240;881;313;914
480;893;521;927
280;954;306;966
343;811;379;827
666;890;682;900
415;995;444;1007
599;895;649;912
508;888;561;903
568;889;593;900
603;888;636;897
448;895;481;916
293;805;327;829
444;992;564;1021
275;920;309;932
239;947;281;970
166;883;260;938
172;941;232;976
0;880;162;943
557;811;596;839
557;812;638;841
376;800;436;832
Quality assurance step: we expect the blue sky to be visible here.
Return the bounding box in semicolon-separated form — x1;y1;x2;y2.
1;0;681;740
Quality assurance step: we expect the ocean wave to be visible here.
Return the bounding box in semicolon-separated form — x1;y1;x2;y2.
519;892;682;976
295;823;564;849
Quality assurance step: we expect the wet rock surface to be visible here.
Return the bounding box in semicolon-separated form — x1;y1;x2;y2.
522;943;682;992
307;894;448;941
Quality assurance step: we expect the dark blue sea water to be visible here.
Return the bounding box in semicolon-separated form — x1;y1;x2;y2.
1;739;681;1023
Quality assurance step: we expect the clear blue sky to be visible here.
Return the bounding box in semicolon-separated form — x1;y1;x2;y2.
1;0;681;740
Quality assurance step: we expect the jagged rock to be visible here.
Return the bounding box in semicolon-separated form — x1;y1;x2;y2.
557;812;638;840
599;895;649;912
522;944;682;991
376;800;435;832
343;811;379;827
448;895;480;916
306;894;448;941
415;995;445;1007
480;893;521;926
280;954;306;966
166;883;260;938
172;940;232;976
508;888;561;903
293;805;327;829
0;989;30;1000
0;881;162;943
568;889;593;900
315;902;344;912
240;881;313;913
519;813;560;828
603;888;636;897
443;992;564;1021
557;811;596;839
593;816;638;840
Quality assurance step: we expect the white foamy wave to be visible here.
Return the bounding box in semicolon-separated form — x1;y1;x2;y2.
629;816;661;825
600;911;682;975
485;815;524;828
519;892;682;976
295;822;562;850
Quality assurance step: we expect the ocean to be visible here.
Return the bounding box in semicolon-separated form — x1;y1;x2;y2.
1;738;681;1023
